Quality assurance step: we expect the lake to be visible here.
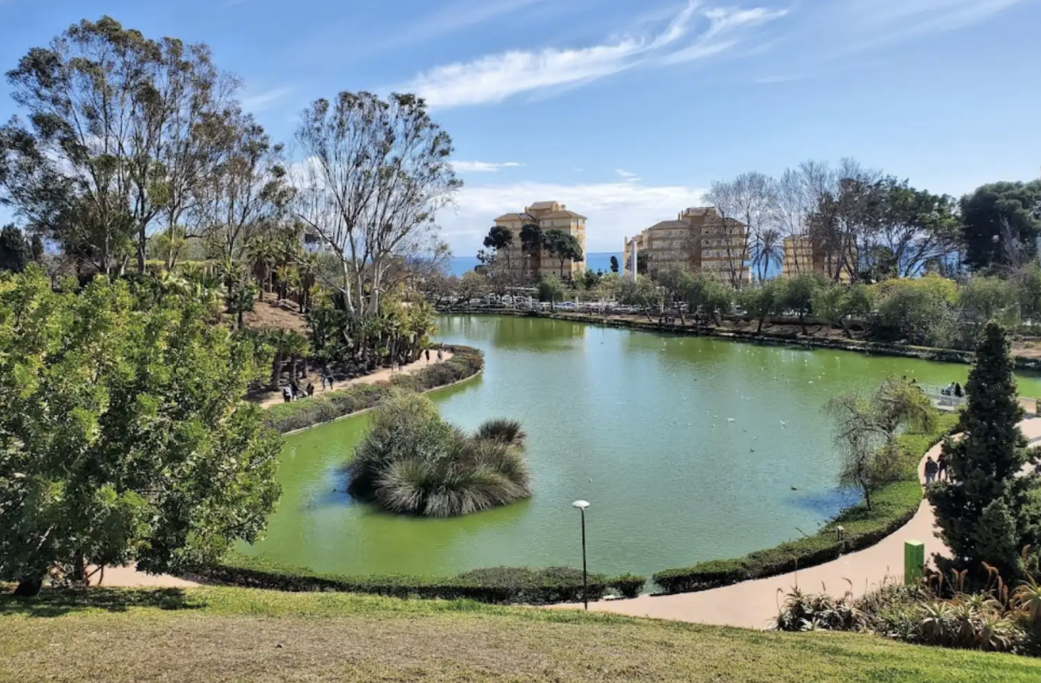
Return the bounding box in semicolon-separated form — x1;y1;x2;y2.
237;315;1041;578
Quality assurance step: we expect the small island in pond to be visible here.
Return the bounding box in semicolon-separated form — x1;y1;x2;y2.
347;391;531;517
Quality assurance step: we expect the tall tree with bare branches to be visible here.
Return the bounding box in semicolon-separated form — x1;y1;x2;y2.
293;91;461;320
0;16;239;275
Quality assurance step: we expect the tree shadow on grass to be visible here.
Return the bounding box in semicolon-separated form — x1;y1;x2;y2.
0;587;204;618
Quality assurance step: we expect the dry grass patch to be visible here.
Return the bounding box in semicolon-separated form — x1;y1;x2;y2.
1;587;1039;682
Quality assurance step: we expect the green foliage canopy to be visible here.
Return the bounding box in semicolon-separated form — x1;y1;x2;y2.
0;267;282;594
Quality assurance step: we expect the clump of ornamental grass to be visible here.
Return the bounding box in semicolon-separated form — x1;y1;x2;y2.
347;391;531;517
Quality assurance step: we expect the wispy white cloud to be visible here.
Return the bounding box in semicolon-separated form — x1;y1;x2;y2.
378;0;553;52
437;179;707;252
662;6;789;64
396;1;786;108
615;168;641;182
827;0;1032;51
451;161;524;173
241;87;292;112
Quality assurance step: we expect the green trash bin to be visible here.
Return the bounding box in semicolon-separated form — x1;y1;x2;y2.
905;540;925;585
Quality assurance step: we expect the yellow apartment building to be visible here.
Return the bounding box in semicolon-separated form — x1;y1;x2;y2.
624;207;751;286
781;235;855;283
493;201;587;279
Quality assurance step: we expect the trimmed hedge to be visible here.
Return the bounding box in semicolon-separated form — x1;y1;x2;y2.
653;413;960;594
609;573;648;599
198;555;644;605
262;345;484;434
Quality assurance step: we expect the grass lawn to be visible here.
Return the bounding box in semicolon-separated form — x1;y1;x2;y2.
1;586;1039;682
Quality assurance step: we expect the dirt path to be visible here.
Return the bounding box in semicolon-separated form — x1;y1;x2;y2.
254;351;454;409
551;417;1041;629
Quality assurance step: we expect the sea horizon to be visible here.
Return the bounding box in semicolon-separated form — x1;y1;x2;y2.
449;251;620;277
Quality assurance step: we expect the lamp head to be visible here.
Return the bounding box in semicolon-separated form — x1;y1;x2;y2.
572;500;590;510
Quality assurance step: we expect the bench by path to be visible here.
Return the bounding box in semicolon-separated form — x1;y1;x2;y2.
552;417;1041;629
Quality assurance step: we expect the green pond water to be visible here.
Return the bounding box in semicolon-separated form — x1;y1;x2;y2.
239;315;1041;579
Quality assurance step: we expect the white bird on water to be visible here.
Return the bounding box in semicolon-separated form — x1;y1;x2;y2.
727;418;736;423
780;420;788;427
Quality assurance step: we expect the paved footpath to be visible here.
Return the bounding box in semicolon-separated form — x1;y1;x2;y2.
255;351;454;408
552;416;1041;629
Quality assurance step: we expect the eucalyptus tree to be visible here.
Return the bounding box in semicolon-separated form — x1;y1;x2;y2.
191;111;292;270
293;91;461;320
0;16;241;275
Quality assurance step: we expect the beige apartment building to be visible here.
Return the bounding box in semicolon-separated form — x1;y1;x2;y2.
493;201;587;279
781;235;855;283
624;207;751;286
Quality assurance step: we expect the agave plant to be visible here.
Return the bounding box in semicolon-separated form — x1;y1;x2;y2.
975;613;1022;652
1013;576;1041;625
918;601;954;644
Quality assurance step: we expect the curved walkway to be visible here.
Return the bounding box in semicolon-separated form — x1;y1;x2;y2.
254;351;454;408
552;417;1041;629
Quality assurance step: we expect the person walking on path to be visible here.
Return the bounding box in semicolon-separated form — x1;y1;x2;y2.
327;374;335;391
281;385;292;403
306;382;315;397
320;374;326;391
437;347;443;362
425;348;431;364
924;456;939;484
936;452;948;481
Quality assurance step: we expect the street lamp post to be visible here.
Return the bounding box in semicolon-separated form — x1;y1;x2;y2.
572;500;590;610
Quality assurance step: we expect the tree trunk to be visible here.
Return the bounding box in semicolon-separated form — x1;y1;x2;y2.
303;356;310;379
14;576;43;597
271;351;283;386
860;479;873;511
237;310;244;330
137;226;147;274
756;316;764;334
71;551;87;586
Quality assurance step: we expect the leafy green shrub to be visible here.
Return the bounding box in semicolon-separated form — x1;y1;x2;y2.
200;556;606;606
653;413;959;594
348;392;531;517
609;573;647;599
261;345;483;434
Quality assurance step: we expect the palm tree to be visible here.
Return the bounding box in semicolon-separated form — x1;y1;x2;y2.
750;228;784;282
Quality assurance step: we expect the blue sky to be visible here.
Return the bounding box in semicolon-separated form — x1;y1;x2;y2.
1;0;1040;256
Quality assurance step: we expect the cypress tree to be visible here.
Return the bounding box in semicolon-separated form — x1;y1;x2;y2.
929;321;1040;579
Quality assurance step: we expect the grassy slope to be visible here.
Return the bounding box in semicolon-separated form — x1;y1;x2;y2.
1;587;1039;683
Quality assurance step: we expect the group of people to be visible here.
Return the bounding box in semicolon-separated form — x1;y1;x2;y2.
940;382;964;398
924;453;949;484
281;372;335;403
279;346;448;403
